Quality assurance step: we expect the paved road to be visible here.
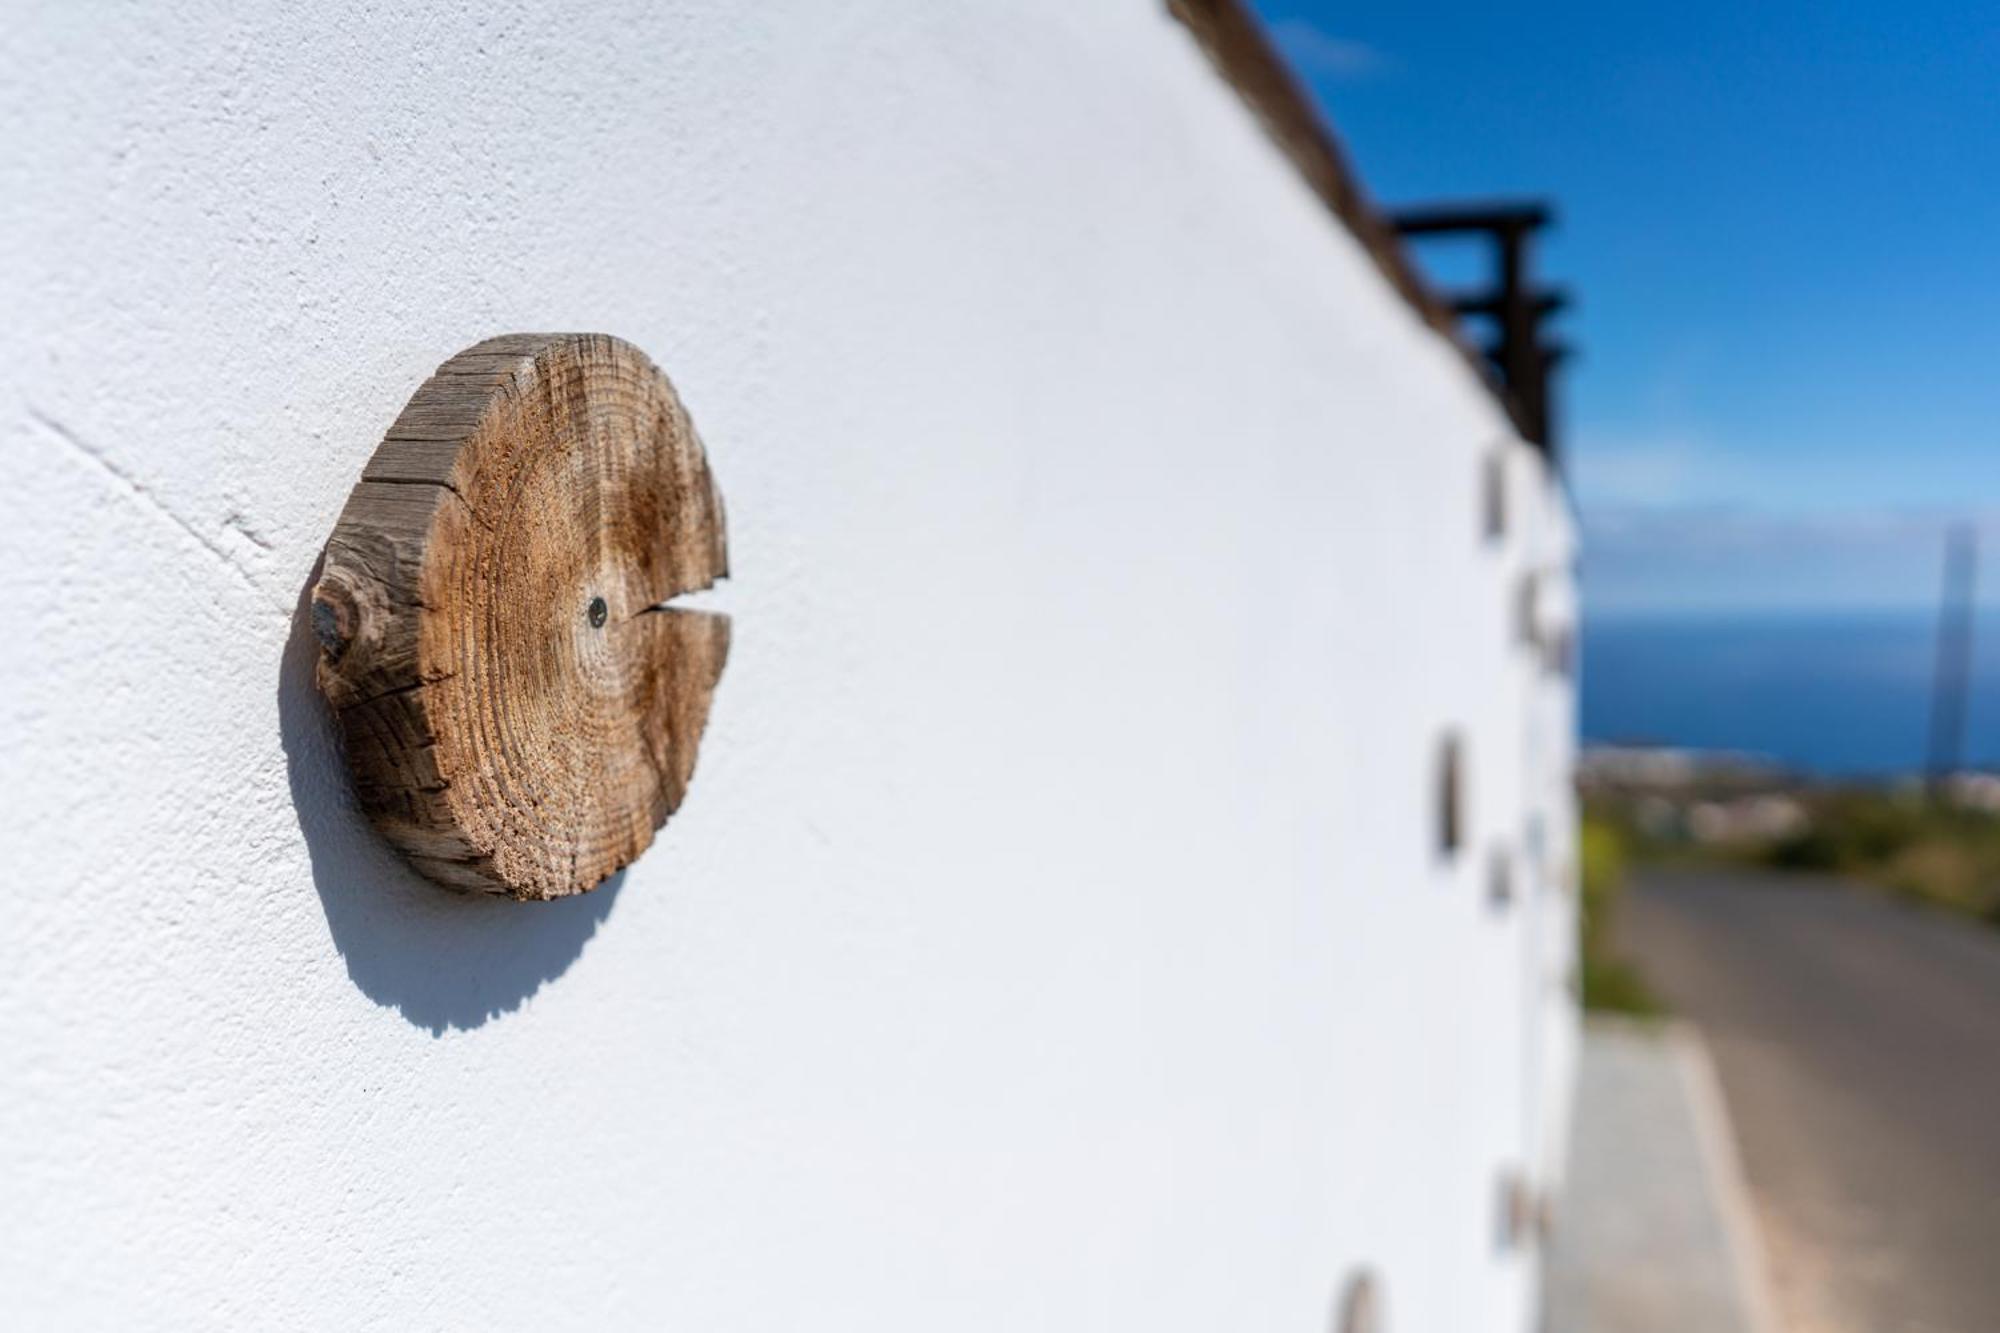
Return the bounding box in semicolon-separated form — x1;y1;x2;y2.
1621;868;2000;1333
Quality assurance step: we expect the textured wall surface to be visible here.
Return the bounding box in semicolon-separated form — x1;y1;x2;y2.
0;3;1577;1328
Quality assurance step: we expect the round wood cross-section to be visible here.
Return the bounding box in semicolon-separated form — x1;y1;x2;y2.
312;333;729;899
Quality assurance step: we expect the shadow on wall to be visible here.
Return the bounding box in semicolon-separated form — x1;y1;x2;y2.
277;564;619;1035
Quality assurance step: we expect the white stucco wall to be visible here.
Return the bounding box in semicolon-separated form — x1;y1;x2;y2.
0;3;1577;1328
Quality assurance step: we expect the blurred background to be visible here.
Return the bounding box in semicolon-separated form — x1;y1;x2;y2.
1263;0;2000;774
1260;3;2000;1329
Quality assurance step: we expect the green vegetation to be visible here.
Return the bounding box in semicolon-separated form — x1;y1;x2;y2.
1758;790;2000;922
1577;818;1663;1016
1587;778;2000;928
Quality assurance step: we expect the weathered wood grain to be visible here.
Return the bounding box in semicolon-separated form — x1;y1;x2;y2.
314;334;729;899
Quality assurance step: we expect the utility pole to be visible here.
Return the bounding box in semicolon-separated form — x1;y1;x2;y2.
1926;523;1978;792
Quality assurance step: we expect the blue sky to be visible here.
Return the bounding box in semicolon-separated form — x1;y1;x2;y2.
1253;0;2000;612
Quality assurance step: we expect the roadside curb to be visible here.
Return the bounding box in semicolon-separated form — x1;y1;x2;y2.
1545;1016;1781;1333
1650;1019;1780;1333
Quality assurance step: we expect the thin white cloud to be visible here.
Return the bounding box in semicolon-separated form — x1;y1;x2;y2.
1570;437;1696;508
1568;431;1745;510
1570;419;1998;517
1269;19;1391;81
1580;505;2000;614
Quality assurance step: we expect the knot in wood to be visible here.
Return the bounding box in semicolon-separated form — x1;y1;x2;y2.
310;581;358;661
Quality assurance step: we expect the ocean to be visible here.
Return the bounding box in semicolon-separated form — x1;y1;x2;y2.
1581;609;2000;778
